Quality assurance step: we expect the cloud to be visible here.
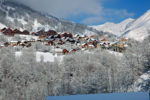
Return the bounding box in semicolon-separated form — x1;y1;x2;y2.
82;16;103;25
11;0;102;18
82;9;134;25
11;0;134;25
103;9;134;19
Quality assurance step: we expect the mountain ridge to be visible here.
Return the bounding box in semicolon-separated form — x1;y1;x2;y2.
125;10;150;41
92;18;135;36
92;9;150;41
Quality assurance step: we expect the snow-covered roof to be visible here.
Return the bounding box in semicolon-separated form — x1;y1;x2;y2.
54;48;63;53
10;41;18;43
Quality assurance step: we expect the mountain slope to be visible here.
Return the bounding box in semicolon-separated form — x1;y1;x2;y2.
0;1;111;36
92;10;150;41
0;22;6;29
92;18;134;36
125;10;150;41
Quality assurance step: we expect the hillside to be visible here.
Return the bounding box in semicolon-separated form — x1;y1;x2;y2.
125;10;150;41
0;1;109;36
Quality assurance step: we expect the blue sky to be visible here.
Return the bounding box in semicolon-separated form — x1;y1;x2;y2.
66;0;150;25
47;92;149;100
13;0;150;25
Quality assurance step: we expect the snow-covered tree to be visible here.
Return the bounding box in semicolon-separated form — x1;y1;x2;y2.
1;37;150;99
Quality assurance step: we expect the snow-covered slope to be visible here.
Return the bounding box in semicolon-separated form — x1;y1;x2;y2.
0;23;6;29
92;18;134;36
92;10;150;41
125;10;150;41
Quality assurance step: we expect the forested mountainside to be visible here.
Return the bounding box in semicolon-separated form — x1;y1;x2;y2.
0;1;115;38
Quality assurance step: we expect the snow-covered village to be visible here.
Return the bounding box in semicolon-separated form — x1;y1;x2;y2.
0;0;150;100
0;27;128;62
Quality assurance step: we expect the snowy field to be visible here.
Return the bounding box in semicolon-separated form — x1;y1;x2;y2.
15;51;64;62
107;50;123;57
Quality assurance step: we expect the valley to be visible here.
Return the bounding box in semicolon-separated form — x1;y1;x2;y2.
0;1;150;100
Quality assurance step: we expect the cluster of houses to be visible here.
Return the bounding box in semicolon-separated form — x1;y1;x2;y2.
0;27;128;54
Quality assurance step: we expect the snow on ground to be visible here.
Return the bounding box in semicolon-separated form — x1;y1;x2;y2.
0;23;6;29
32;20;52;32
15;52;22;57
83;29;96;36
16;35;39;41
125;27;149;41
17;18;27;25
15;51;63;62
6;15;14;22
36;52;55;62
52;48;63;53
7;6;15;11
107;50;123;57
36;52;64;62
